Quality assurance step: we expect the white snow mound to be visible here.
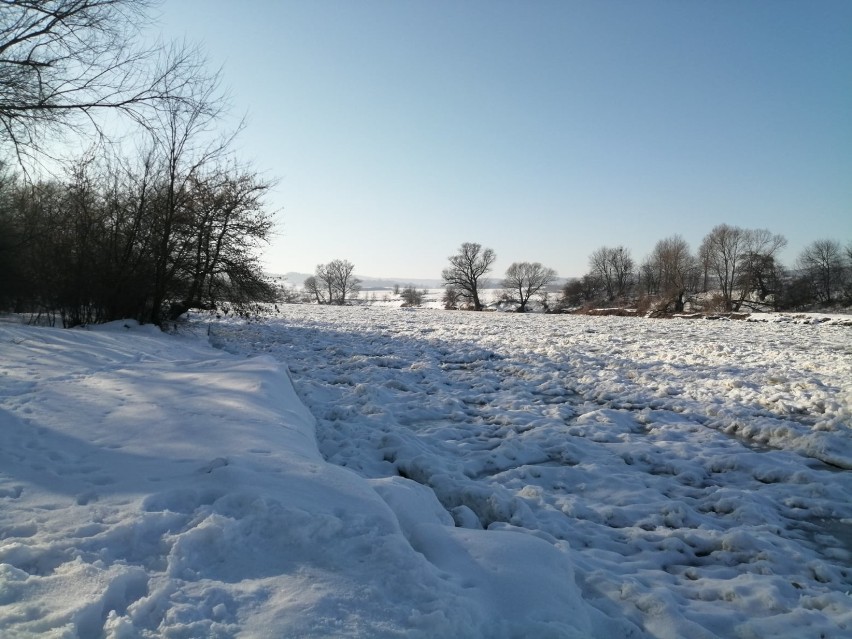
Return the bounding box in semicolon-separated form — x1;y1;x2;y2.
0;322;603;638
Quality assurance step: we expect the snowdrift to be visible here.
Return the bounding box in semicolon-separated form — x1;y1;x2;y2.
0;321;611;638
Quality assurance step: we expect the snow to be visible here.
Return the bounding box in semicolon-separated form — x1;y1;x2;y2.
1;308;850;637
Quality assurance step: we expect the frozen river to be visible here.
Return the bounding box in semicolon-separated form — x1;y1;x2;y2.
207;305;852;638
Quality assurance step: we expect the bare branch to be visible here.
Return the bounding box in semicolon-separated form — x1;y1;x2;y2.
0;0;214;172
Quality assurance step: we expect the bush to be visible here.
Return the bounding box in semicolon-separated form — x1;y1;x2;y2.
442;287;461;310
400;287;424;307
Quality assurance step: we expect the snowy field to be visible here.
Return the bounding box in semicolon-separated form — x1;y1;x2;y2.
1;308;850;638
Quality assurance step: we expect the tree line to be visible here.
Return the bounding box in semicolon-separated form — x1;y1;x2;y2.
278;228;851;314
436;230;851;314
0;0;276;326
564;226;852;313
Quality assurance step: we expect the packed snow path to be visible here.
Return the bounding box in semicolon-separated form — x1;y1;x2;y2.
207;306;852;638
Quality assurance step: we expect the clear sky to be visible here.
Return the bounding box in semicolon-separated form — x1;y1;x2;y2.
155;0;851;280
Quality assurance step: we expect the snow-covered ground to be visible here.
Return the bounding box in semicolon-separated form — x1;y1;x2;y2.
1;308;850;637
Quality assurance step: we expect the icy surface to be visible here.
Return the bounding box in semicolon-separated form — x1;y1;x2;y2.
1;308;850;637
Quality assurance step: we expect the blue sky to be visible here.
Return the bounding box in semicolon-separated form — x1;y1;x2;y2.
156;0;851;280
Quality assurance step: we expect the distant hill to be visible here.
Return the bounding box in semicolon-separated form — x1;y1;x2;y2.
357;276;445;291
268;272;443;290
269;272;571;291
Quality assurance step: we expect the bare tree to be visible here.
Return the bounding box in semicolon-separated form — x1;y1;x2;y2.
442;242;495;311
0;0;204;170
313;264;334;304
797;239;844;305
699;224;748;311
735;229;787;309
588;245;633;302
646;235;698;312
610;246;634;300
638;256;660;297
140;43;239;323
700;225;788;311
303;275;325;304
175;165;277;315
312;259;360;305
587;247;612;300
502;261;556;312
325;258;360;305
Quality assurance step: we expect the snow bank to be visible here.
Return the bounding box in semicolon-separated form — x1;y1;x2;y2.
0;322;601;637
